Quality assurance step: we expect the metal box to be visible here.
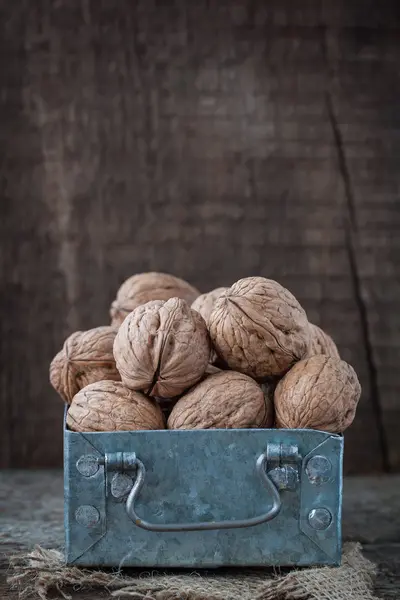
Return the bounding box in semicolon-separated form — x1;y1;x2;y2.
64;415;343;568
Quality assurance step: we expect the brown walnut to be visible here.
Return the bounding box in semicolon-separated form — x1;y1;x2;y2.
167;371;273;430
274;355;361;432
209;277;310;379
110;272;200;326
308;323;340;359
191;287;228;326
50;326;120;404
113;297;210;398
192;287;229;365
67;381;165;432
203;364;223;377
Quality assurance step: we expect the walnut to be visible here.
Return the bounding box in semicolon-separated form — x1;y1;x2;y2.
274;355;361;432
204;364;223;376
147;366;222;420
167;371;273;430
67;381;165;432
308;323;340;359
113;298;210;398
192;287;229;365
191;287;228;326
50;326;120;404
110;272;200;326
209;277;310;379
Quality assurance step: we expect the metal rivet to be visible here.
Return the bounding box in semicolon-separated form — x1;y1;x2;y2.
76;455;99;477
306;455;332;485
111;473;133;499
308;508;332;530
75;505;100;528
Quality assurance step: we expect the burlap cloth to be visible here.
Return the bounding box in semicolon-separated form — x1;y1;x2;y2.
8;543;378;600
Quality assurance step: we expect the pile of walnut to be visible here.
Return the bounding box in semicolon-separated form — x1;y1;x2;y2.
50;272;361;434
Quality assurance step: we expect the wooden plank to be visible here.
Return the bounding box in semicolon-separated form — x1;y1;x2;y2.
1;471;400;599
0;1;386;471
364;545;400;600
0;2;66;469
325;27;400;471
343;476;400;544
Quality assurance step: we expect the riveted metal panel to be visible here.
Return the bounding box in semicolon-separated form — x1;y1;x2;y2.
64;413;343;568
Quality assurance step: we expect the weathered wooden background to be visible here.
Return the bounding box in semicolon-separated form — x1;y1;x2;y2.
1;0;399;473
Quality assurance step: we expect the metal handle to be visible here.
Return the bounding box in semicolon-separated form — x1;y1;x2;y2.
126;453;281;532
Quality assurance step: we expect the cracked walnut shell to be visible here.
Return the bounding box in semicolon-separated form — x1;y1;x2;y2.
113;297;210;398
50;326;121;404
110;272;200;326
308;323;340;359
167;371;273;430
67;381;165;432
209;277;310;379
274;355;361;432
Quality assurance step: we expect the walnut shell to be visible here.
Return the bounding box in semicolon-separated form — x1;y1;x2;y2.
209;277;310;379
110;272;200;327
167;371;273;430
274;355;361;432
113;297;210;398
67;381;165;432
192;287;229;365
204;364;223;377
50;326;121;404
191;287;228;326
308;323;340;359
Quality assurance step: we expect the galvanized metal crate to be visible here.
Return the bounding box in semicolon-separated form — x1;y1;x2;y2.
64;413;343;568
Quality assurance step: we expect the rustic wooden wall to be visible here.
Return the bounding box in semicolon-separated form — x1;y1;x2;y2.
1;0;399;472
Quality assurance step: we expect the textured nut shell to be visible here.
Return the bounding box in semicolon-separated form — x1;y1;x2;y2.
67;381;165;432
191;287;228;326
113;298;210;398
274;355;361;432
204;364;223;376
209;277;310;379
308;323;340;359
50;326;120;404
196;363;224;385
110;272;200;326
192;287;228;365
167;371;273;430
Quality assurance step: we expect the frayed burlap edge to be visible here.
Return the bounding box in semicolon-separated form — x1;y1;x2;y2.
7;542;378;600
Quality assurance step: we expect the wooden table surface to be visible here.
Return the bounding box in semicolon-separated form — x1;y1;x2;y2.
1;471;400;599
